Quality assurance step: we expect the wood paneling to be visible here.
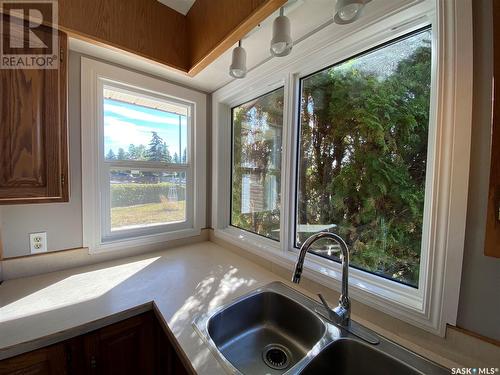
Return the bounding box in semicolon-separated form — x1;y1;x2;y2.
186;0;287;76
55;0;284;76
0;16;68;204
58;0;189;72
486;0;500;257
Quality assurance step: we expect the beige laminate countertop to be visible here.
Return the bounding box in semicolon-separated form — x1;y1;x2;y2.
1;240;489;372
0;242;291;372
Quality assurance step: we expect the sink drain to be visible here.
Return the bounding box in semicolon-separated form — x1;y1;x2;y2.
262;344;292;370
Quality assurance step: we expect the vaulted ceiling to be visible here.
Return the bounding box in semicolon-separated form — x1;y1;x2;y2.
57;0;287;76
156;0;196;15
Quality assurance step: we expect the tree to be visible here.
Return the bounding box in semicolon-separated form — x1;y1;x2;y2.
182;148;187;163
135;145;147;160
162;142;172;163
147;132;165;161
127;144;137;160
106;149;116;160
231;89;284;240
296;34;432;286
173;152;179;163
117;148;127;160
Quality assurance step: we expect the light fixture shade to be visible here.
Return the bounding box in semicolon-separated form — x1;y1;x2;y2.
270;14;293;57
229;45;247;79
334;0;370;25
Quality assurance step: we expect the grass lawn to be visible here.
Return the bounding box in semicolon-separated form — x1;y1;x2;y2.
111;201;186;229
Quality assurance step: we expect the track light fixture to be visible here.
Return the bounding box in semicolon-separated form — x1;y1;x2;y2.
229;40;247;79
334;0;371;25
270;7;293;57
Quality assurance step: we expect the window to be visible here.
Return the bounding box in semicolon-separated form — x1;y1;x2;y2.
213;2;473;334
82;58;206;252
102;87;191;240
230;87;284;241
295;29;432;287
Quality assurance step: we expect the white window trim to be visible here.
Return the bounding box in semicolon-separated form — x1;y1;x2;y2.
211;0;473;336
81;57;206;253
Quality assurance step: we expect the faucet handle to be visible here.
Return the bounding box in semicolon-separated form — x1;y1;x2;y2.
317;293;339;322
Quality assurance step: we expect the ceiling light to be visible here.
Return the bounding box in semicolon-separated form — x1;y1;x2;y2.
334;0;371;25
229;41;247;79
270;7;293;57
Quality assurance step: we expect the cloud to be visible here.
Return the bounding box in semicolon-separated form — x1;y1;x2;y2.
104;103;181;125
104;116;184;153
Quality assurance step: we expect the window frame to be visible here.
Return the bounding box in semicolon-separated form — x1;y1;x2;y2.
229;86;285;242
81;57;206;253
212;0;473;336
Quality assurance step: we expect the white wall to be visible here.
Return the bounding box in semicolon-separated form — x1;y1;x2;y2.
457;0;500;342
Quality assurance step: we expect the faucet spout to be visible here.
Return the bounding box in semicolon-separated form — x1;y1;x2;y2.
292;231;351;324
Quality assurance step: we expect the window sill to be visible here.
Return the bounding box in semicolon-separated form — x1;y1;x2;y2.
214;227;437;333
88;227;201;254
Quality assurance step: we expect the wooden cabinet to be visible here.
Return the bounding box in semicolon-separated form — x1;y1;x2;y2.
486;0;500;257
0;14;68;204
0;344;67;375
82;313;155;375
0;312;189;375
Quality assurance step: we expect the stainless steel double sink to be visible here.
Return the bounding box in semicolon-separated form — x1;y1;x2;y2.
193;282;449;374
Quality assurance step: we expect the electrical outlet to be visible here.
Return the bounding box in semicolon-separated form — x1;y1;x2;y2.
29;232;47;254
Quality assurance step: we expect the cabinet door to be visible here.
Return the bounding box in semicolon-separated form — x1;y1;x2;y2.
0;344;67;375
154;316;189;375
0;14;68;204
84;314;156;375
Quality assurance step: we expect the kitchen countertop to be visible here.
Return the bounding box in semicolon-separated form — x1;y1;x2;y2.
0;240;476;372
0;242;289;372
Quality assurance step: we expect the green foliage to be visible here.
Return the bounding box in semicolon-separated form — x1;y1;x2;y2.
106;149;116;160
231;88;284;241
297;33;432;286
111;183;186;208
231;32;431;286
117;148;127;160
147;131;166;161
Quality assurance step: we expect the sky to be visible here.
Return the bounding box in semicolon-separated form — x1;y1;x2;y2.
335;29;430;78
103;98;188;156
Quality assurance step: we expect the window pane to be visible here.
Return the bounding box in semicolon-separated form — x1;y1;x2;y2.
103;88;188;163
296;29;432;287
109;170;186;231
231;88;284;241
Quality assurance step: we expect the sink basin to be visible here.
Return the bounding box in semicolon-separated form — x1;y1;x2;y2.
194;282;449;375
301;338;423;375
206;290;325;374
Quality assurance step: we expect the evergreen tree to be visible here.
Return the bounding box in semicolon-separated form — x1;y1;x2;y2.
147;132;165;161
135;145;146;160
173;152;179;163
106;149;116;160
117;148;126;160
162;142;172;163
127;144;137;160
182;148;187;163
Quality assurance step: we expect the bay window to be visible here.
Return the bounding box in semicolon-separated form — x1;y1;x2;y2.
212;0;473;336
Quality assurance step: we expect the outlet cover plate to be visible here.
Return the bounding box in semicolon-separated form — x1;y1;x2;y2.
29;232;47;254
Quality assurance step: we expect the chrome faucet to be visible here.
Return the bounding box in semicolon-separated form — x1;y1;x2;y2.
292;231;351;325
